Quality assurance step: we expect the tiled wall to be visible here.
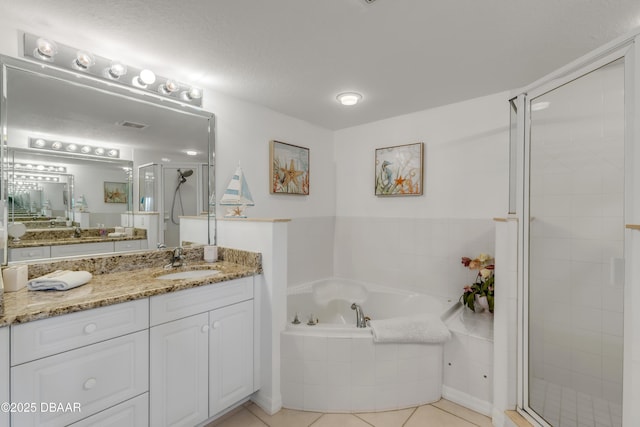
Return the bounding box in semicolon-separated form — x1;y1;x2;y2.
333;217;495;300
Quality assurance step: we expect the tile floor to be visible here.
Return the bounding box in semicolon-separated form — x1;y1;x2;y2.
206;399;492;427
529;378;622;427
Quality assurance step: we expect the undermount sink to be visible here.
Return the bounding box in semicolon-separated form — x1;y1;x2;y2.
156;269;220;280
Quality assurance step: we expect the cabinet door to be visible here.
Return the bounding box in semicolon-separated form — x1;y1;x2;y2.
50;241;113;258
209;300;254;416
150;313;209;427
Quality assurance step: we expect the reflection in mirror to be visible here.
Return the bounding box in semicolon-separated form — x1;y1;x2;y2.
0;55;214;265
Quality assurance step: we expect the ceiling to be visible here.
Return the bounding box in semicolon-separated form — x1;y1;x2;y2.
1;0;640;130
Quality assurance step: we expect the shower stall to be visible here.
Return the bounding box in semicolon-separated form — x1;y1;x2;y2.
508;32;640;427
138;162;207;247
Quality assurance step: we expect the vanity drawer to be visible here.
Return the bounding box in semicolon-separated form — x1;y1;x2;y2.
8;245;51;262
11;330;149;427
50;241;113;258
12;299;149;365
150;276;253;326
69;393;148;427
114;239;142;252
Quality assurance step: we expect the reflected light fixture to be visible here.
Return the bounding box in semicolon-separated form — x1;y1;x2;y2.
531;101;551;112
185;150;198;156
181;87;202;101
29;137;120;159
106;61;127;79
73;51;95;70
336;92;362;106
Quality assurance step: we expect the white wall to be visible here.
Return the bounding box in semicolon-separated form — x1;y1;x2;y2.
332;92;509;299
202;89;336;283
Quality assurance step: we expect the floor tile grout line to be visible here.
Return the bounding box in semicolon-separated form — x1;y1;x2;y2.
245;407;270;427
352;412;377;427
401;406;419;427
430;405;486;426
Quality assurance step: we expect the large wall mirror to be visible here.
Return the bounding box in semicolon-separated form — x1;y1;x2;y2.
0;55;215;265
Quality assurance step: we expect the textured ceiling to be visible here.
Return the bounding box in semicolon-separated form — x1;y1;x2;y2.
1;0;640;130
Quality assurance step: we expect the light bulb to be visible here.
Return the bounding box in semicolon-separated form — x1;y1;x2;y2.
34;38;58;60
73;51;95;70
81;146;91;154
107;61;127;79
337;92;362;106
95;148;105;155
66;144;77;151
133;69;156;87
159;79;179;94
51;142;62;149
107;149;118;157
34;139;46;147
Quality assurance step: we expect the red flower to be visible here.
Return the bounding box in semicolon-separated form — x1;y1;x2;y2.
461;257;472;267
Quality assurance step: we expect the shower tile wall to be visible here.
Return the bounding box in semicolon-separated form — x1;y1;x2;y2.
333;217;495;300
528;59;624;406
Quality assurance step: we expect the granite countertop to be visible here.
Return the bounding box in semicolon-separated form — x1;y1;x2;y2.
9;234;146;248
0;246;262;326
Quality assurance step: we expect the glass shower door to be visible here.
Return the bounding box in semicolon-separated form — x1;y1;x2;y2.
527;58;624;427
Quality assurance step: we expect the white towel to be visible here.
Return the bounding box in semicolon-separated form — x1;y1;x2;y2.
368;314;451;344
28;270;93;291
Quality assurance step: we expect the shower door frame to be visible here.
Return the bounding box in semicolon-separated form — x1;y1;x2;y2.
516;41;636;427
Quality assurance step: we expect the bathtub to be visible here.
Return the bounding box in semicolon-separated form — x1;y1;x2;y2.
281;278;458;413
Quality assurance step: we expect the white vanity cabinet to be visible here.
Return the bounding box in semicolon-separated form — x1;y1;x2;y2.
10;299;150;427
0;327;9;427
8;239;147;262
149;277;256;427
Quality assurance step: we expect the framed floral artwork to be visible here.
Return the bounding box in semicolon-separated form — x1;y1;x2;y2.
374;142;424;196
103;181;128;203
270;140;310;195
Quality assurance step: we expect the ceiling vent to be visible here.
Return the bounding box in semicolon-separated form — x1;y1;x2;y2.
118;121;148;130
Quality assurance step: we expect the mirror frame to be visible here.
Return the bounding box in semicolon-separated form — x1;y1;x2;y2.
0;55;216;265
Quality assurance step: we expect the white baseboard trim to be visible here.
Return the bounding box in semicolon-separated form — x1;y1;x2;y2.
442;385;493;417
251;390;282;415
492;409;507;427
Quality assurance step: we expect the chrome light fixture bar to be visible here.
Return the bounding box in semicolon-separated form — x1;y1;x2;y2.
8;161;67;174
29;137;120;159
22;32;204;107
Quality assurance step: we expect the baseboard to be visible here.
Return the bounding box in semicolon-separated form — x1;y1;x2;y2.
251;390;282;415
441;385;493;417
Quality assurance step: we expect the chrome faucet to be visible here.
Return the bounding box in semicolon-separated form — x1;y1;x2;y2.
351;303;367;328
73;227;82;238
171;247;184;267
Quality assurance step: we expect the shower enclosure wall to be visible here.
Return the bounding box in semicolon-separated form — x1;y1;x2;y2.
507;31;640;427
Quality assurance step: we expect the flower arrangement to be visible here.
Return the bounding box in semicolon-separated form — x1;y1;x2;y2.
460;253;495;313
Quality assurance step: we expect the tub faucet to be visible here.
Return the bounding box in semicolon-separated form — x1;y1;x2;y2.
351;303;367;328
171;247;184;267
73;227;82;238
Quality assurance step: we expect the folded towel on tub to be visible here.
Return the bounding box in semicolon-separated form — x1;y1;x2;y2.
28;270;93;291
368;314;451;344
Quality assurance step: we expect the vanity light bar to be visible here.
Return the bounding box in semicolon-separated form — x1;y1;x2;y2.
22;32;204;107
8;162;67;173
8;173;60;182
29;137;120;159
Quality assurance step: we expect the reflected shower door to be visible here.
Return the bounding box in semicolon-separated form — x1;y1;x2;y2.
527;58;624;427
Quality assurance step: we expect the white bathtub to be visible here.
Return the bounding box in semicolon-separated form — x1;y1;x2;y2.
281;278;458;413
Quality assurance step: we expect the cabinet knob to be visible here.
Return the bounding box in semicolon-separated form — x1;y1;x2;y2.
201;325;210;333
83;323;97;334
83;378;97;390
212;321;221;329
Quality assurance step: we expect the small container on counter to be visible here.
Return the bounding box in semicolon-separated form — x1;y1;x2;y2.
2;264;28;292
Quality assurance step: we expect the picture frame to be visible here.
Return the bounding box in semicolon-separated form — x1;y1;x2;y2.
270;140;310;195
103;181;128;204
374;142;424;196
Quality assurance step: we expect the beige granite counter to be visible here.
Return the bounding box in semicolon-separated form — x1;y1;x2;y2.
0;246;262;326
8;227;147;248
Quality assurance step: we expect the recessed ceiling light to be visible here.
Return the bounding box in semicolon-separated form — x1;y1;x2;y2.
337;92;363;106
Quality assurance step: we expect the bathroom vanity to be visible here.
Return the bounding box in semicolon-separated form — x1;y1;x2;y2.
0;246;262;427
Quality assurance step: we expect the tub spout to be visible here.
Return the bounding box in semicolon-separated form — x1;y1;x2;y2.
351;303;367;328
